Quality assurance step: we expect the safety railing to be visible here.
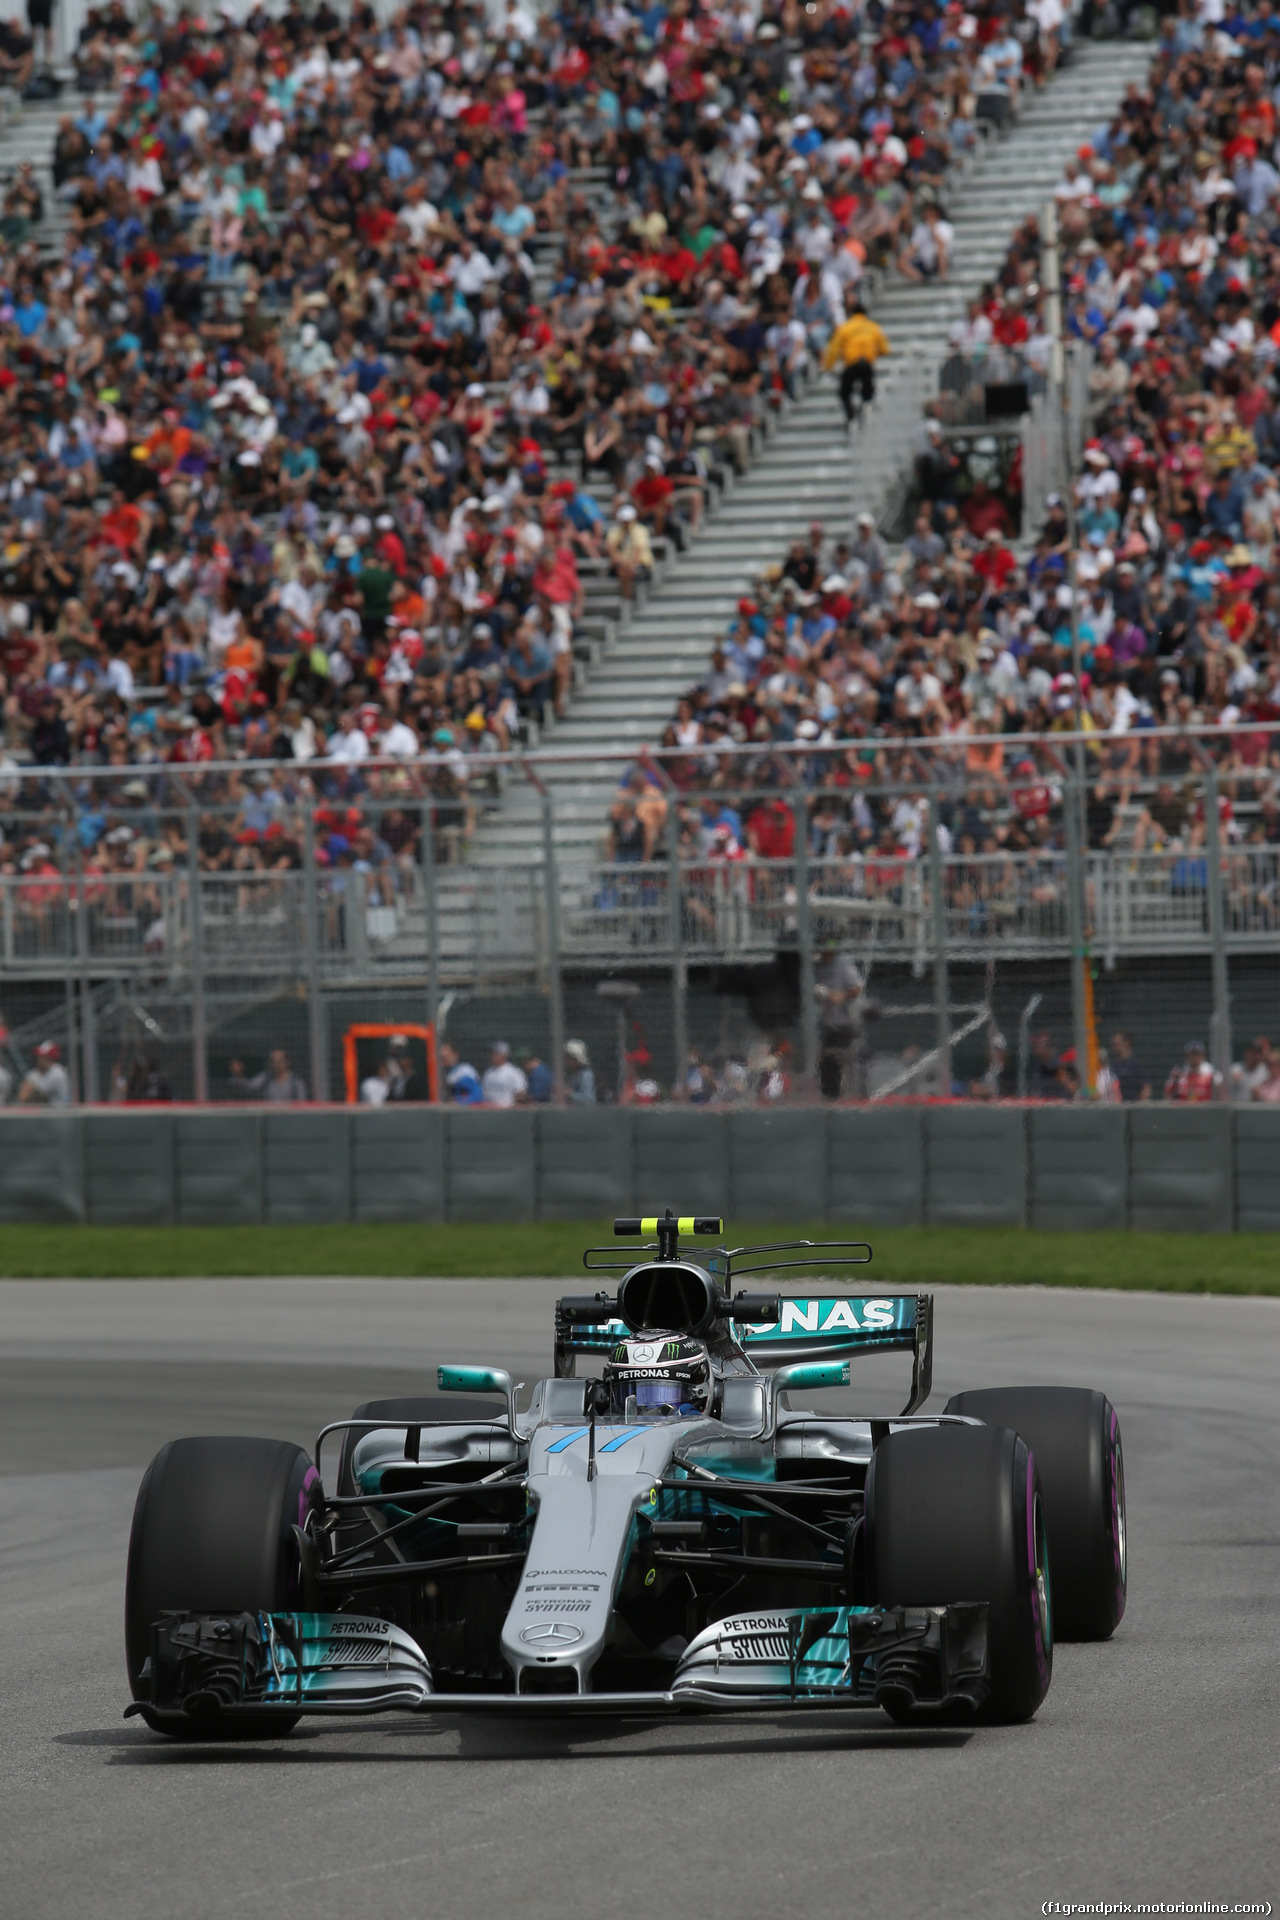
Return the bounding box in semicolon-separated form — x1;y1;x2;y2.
0;745;1269;1103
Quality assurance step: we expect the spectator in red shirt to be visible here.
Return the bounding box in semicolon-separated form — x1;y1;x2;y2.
962;481;1013;542
973;530;1017;590
1164;1042;1221;1103
358;195;400;250
658;238;699;296
632;457;676;538
992;290;1031;347
746;797;796;860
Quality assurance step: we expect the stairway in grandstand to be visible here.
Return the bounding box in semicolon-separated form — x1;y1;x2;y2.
464;34;1154;882
0;75;95;255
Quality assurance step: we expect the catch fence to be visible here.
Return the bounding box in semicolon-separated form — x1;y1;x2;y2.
0;729;1273;1109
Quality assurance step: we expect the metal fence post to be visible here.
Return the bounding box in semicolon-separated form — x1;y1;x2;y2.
302;808;327;1102
73;845;99;1103
1202;765;1232;1094
187;803;208;1103
63;972;79;1105
56;828;79;1100
1064;775;1092;1096
795;792;817;1089
667;801;686;1098
421;798;440;1079
542;792;565;1104
928;788;951;1095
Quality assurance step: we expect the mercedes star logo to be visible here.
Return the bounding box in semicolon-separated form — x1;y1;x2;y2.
520;1621;583;1646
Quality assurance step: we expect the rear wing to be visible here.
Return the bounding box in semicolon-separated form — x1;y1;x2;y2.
556;1293;933;1415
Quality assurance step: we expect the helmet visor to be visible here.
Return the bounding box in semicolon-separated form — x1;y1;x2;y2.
634;1378;698;1413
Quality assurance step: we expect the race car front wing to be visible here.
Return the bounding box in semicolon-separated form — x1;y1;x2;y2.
126;1601;988;1722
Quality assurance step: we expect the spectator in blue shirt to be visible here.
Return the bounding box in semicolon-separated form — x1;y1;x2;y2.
440;1041;484;1104
565;1040;596;1103
1204;471;1244;542
461;621;504;675
521;1050;554;1102
13;285;46;338
492;184;535;240
506;629;553;718
790;114;823;157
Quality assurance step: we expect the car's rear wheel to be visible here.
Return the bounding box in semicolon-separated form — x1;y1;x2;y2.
865;1423;1051;1724
125;1436;322;1740
942;1387;1126;1640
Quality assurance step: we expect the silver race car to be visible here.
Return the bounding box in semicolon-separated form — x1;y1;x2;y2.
125;1213;1126;1733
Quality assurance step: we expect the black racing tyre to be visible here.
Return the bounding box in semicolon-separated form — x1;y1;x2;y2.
336;1395;503;1496
125;1436;323;1740
865;1423;1051;1724
942;1387;1126;1641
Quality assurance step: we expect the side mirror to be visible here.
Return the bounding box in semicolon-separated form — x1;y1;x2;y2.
774;1361;851;1394
438;1365;510;1396
437;1364;522;1437
762;1359;850;1438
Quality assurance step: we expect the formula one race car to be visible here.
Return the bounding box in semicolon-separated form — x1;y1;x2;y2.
125;1214;1126;1734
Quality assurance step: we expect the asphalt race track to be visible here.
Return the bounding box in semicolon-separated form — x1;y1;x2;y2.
1;1278;1277;1920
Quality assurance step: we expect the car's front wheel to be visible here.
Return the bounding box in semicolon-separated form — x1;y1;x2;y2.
125;1435;322;1739
865;1422;1051;1723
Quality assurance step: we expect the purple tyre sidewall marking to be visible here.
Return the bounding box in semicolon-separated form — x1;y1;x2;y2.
1108;1406;1127;1624
286;1463;322;1603
299;1465;321;1526
1025;1447;1051;1686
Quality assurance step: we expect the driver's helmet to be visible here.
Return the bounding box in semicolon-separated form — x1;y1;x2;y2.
604;1334;713;1418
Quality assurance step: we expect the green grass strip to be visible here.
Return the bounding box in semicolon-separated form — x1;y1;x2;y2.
0;1222;1276;1291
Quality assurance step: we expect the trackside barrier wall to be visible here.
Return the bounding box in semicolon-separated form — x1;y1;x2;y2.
1128;1106;1233;1235
1029;1107;1127;1233
85;1114;176;1226
631;1110;729;1218
536;1109;631;1221
176;1114;264;1225
352;1109;445;1224
924;1107;1027;1228
0;1119;85;1222
0;1108;1275;1232
827;1108;924;1225
264;1113;352;1225
446;1111;536;1222
1235;1110;1280;1232
727;1111;828;1221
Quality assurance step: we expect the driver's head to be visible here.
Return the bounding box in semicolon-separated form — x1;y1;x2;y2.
604;1335;712;1419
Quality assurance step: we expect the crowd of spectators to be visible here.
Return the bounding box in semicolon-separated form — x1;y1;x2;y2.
591;0;1280;1104
654;2;1280;891
0;0;1084;858
5;0;1279;1107
0;769;443;950
995;1025;1280;1102
420;1017;1280;1104
437;1033;599;1101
